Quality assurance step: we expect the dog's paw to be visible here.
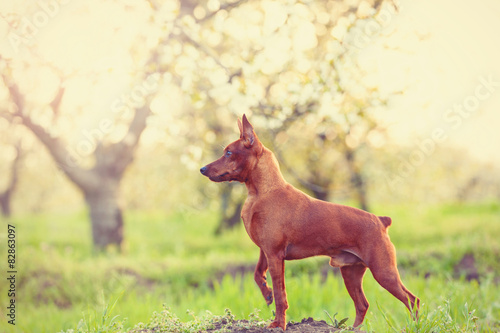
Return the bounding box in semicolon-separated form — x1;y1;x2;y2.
268;320;286;330
265;290;274;305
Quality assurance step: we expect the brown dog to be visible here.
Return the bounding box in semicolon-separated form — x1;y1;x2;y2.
200;115;419;330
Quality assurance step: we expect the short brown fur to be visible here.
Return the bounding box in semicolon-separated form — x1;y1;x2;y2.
200;115;419;330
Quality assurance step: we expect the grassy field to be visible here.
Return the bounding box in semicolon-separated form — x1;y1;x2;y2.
0;202;499;332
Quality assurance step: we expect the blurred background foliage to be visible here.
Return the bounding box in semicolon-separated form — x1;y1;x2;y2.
0;0;498;240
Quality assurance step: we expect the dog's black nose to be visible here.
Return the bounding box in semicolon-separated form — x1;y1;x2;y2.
200;166;207;175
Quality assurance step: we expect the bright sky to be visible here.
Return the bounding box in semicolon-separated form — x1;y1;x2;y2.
369;0;500;165
1;0;499;166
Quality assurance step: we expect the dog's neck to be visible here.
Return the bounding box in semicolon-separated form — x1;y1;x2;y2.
245;146;287;196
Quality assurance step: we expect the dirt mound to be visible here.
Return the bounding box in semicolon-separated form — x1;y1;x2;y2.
205;317;358;332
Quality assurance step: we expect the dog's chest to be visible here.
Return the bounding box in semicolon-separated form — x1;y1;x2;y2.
241;197;264;246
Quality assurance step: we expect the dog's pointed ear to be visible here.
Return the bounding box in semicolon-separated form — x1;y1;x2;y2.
238;117;243;138
241;114;256;148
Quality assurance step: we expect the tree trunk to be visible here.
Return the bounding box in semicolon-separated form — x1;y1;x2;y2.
344;149;369;212
215;183;244;234
0;142;22;217
352;172;369;212
0;194;11;217
311;187;330;202
84;183;123;250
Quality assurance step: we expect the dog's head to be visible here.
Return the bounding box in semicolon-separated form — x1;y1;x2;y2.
200;114;263;183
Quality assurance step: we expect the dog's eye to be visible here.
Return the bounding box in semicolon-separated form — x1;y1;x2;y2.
225;151;232;157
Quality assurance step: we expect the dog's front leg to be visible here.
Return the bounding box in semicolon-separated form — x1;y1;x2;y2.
267;255;288;330
254;249;273;305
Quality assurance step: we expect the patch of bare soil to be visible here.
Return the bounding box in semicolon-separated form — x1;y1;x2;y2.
453;253;479;282
205;317;359;332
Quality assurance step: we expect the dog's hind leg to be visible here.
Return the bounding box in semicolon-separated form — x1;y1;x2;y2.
368;242;420;319
340;264;369;327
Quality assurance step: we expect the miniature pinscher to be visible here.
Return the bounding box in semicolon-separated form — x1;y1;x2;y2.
200;115;419;330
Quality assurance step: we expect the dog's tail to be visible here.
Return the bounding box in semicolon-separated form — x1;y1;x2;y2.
379;216;392;228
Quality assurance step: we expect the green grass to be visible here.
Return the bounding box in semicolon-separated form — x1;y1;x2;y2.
0;202;499;332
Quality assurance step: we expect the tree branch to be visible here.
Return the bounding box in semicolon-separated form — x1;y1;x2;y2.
196;0;249;24
50;86;65;116
95;105;151;178
2;76;97;189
